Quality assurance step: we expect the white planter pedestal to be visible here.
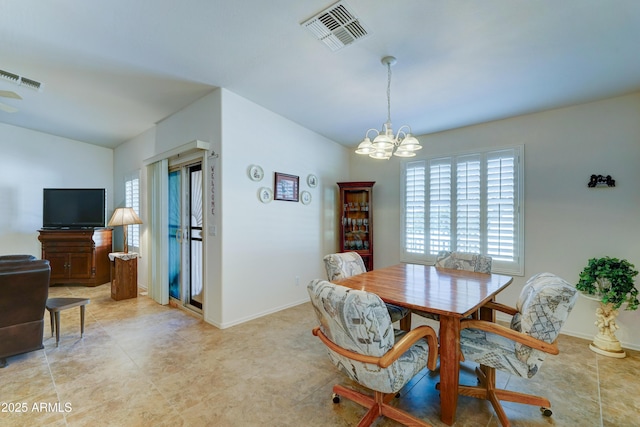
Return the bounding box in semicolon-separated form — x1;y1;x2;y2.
582;294;626;358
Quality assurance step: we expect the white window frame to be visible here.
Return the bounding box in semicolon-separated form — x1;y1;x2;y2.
125;170;141;253
401;146;524;276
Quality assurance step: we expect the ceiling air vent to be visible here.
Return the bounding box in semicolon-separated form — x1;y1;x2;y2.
0;69;44;91
0;69;20;84
301;1;369;51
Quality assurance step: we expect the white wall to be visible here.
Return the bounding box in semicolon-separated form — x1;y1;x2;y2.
113;91;221;307
155;91;222;325
218;89;349;327
350;93;640;350
0;123;113;256
113;89;349;328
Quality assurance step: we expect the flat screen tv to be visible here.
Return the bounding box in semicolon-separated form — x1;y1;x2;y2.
42;188;106;229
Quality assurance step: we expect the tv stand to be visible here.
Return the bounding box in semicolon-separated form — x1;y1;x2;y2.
38;228;112;286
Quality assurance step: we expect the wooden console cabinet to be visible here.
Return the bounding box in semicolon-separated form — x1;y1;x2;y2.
38;228;112;286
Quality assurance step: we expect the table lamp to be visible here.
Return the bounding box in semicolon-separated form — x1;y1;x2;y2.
107;207;142;253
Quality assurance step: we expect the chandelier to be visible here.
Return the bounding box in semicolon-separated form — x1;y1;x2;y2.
355;56;422;159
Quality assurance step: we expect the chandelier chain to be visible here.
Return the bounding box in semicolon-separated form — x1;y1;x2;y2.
386;61;392;124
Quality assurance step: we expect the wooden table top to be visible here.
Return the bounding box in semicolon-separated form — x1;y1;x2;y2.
332;263;513;318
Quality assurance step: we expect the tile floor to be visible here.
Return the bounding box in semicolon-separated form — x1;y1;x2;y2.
1;283;638;426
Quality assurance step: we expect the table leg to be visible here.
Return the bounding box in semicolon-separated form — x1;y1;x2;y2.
49;310;54;337
479;299;496;322
54;311;61;347
80;305;85;337
438;315;461;425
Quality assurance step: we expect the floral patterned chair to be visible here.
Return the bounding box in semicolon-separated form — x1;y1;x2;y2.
454;272;578;426
323;252;411;330
414;250;493;322
308;279;438;427
435;250;492;273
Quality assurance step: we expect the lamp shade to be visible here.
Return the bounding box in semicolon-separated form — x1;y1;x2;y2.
355;137;375;154
108;207;142;227
398;134;422;151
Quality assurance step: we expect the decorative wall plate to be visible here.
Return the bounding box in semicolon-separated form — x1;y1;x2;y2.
248;165;264;181
258;187;273;203
301;190;312;205
307;174;318;188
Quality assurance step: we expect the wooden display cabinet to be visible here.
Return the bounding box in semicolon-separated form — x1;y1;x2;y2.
38;228;112;286
337;181;375;271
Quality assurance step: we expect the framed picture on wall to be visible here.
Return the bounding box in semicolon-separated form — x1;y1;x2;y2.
274;172;299;202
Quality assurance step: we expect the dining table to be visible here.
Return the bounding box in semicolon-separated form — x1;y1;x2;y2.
331;262;513;426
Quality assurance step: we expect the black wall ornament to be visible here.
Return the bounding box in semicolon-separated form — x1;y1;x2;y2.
587;174;615;188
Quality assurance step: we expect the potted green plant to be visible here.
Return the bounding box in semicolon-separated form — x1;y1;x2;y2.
576;257;639;358
577;257;639;310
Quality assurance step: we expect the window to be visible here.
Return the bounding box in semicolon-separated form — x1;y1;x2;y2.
125;170;141;252
402;146;523;275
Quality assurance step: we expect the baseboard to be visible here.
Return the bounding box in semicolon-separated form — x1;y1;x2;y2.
206;297;310;329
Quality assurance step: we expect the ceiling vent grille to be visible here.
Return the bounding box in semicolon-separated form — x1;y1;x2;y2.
301;1;369;51
0;69;44;91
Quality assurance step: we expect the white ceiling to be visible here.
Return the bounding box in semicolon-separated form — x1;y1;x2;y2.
1;0;640;149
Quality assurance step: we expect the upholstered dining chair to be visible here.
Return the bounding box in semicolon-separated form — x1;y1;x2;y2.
308;279;438;427
323;252;411;331
453;272;578;427
414;250;493;322
435;250;492;273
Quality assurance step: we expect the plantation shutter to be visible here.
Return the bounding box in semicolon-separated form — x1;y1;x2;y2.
456;155;481;253
125;172;141;250
429;158;452;255
401;146;522;274
486;150;516;262
404;161;426;254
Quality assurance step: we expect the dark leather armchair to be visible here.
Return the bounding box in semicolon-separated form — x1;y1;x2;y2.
0;254;36;262
0;258;50;367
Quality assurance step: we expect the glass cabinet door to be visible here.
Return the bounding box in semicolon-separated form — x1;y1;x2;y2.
338;182;375;271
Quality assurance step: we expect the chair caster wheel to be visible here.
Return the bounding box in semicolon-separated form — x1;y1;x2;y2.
332;393;340;404
540;407;552;417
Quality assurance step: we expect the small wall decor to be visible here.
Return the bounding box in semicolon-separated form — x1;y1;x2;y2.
307;174;318;188
301;190;312;205
258;187;273;203
248;164;264;181
588;174;616;188
274;172;299;202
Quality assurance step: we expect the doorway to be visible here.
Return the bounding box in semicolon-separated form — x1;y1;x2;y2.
168;161;204;312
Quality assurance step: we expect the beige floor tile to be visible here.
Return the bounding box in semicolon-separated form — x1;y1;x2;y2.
1;283;639;426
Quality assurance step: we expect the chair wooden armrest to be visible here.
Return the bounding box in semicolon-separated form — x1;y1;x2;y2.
379;326;438;370
312;325;438;370
482;301;518;316
460;319;559;355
